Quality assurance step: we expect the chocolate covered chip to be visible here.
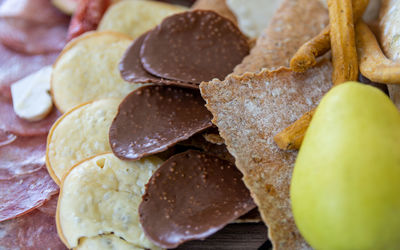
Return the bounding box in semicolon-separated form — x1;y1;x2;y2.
109;85;213;160
139;150;255;248
140;10;249;84
119;32;197;89
119;32;161;84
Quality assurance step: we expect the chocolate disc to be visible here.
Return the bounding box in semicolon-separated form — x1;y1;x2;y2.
109;85;213;160
139;150;256;248
140;10;249;84
119;32;197;89
119;32;161;84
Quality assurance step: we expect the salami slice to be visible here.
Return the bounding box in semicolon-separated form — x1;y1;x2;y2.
37;194;58;217
0;43;58;100
0;209;66;250
0;0;69;54
0;96;60;136
0;168;59;222
0;129;16;147
0;135;46;180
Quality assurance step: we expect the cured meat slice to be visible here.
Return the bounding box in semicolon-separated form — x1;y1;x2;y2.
0;0;69;54
0;129;16;147
0;96;60;136
37;194;58;217
0;43;58;100
0;135;46;180
68;0;111;40
0;209;66;250
0;168;59;222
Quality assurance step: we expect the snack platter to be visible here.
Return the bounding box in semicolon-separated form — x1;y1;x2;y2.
1;0;400;249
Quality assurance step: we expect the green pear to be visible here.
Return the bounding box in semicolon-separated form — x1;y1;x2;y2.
291;82;400;249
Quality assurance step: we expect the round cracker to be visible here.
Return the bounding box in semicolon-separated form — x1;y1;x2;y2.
51;31;140;113
56;153;163;249
98;0;187;39
46;98;120;184
77;235;144;250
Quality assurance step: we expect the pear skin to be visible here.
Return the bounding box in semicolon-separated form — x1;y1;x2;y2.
291;82;400;249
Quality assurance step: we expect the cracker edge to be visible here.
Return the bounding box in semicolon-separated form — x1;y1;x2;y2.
50;31;133;113
45;98;120;185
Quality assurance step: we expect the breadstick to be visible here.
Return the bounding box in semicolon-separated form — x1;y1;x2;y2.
274;109;315;150
290;0;368;73
328;0;358;85
356;21;400;84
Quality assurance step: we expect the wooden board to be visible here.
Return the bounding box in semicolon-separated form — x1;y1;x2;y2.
176;223;271;250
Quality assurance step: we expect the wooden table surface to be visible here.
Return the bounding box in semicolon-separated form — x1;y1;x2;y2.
176;223;271;250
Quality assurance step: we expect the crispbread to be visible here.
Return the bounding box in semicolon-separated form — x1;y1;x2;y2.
98;0;187;39
77;235;144;250
191;0;237;24
46;99;120;185
233;0;329;75
51;31;140;113
379;0;400;109
56;153;163;249
200;62;332;249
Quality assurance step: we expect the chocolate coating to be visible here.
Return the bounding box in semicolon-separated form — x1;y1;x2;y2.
139;150;256;248
140;10;249;84
119;32;197;89
109;85;213;160
119;32;161;84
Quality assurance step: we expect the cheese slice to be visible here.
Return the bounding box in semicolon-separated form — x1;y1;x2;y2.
11;66;53;122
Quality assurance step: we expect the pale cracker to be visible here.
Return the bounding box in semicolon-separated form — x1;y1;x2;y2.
191;0;237;24
46;98;120;185
200;62;332;249
233;0;329;75
77;234;144;250
226;0;282;38
51;31;140;113
379;0;400;109
57;153;163;249
98;0;187;40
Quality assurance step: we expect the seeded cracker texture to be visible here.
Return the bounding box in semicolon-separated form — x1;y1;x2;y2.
200;63;332;249
233;0;329;75
379;0;400;109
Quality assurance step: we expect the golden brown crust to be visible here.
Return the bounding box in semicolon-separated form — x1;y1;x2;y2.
356;21;400;84
328;0;358;85
200;61;332;249
290;0;368;73
274;109;316;150
233;0;329;75
290;27;331;73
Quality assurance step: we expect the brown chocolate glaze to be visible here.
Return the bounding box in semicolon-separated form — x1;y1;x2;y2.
119;32;197;89
109;85;213;160
178;133;235;163
139;150;256;248
140;10;249;84
119;32;161;84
